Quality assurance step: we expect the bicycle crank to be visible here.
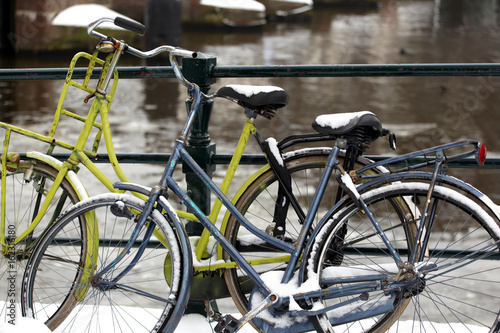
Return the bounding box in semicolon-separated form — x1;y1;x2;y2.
214;293;279;333
242;287;316;333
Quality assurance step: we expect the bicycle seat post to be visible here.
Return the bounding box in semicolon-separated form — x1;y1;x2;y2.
98;40;126;95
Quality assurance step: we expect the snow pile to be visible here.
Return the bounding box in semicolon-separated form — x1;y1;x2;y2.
226;84;285;97
52;4;138;29
315;111;374;130
0;314;257;333
0;317;51;333
201;0;265;11
0;304;489;332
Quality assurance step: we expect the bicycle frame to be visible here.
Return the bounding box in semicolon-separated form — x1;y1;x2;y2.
111;101;495;320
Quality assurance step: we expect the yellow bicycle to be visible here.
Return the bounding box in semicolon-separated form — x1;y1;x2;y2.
0;17;375;324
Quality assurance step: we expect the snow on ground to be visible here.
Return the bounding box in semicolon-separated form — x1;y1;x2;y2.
0;313;490;333
0;317;51;333
0;313;257;333
0;300;488;333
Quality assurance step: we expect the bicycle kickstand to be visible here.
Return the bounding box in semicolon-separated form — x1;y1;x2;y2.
214;293;278;333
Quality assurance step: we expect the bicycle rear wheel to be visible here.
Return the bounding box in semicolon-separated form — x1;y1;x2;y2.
306;182;500;333
1;161;80;319
21;194;184;333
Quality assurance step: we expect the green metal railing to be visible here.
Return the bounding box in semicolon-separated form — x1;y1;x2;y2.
3;63;500;80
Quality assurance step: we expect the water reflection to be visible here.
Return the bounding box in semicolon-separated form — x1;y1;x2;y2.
2;1;500;198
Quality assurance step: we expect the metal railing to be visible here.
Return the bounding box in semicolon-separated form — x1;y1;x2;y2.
3;61;500;167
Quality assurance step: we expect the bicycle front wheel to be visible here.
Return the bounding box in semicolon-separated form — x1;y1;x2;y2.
21;194;184;333
1;161;80;319
306;182;500;333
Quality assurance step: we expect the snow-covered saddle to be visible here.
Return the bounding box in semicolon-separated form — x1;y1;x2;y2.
312;111;383;141
216;84;289;119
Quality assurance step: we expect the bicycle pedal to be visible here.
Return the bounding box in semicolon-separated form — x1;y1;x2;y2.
214;314;239;333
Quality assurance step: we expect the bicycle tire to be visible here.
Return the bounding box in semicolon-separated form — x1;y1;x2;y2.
223;150;377;324
306;182;500;333
1;161;80;319
21;194;184;333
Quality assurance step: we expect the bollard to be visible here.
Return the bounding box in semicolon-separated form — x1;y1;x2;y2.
0;0;15;54
145;0;182;51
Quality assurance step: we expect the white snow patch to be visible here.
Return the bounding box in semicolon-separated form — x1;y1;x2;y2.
315;111;374;130
340;172;360;199
282;147;333;159
0;317;51;333
226;84;284;97
201;0;265;11
52;4;139;29
274;0;313;4
250;271;321;329
238;234;267;246
321;263;398;280
266;137;284;167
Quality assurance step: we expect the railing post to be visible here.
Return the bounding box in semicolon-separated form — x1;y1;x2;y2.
180;52;218;316
181;53;217;235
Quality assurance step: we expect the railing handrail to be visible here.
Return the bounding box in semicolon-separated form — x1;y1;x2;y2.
2;63;500;81
4;61;500;170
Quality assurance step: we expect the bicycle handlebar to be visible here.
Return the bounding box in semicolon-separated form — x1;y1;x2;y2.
87;17;198;90
125;44;198;60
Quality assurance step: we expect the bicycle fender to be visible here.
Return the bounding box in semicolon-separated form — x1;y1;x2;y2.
113;181;152;195
26;151;89;201
157;195;193;333
356;171;500;222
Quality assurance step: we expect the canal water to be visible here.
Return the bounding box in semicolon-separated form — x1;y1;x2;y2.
2;0;500;201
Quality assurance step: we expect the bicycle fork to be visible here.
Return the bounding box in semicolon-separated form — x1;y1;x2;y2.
88;188;161;294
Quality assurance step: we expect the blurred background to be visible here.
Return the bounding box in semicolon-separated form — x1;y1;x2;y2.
1;0;500;201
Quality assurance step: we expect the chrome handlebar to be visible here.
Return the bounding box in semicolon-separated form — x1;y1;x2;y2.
87;17;198;90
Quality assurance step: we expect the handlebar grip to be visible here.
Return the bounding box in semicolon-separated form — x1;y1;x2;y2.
171;48;198;59
114;17;146;35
